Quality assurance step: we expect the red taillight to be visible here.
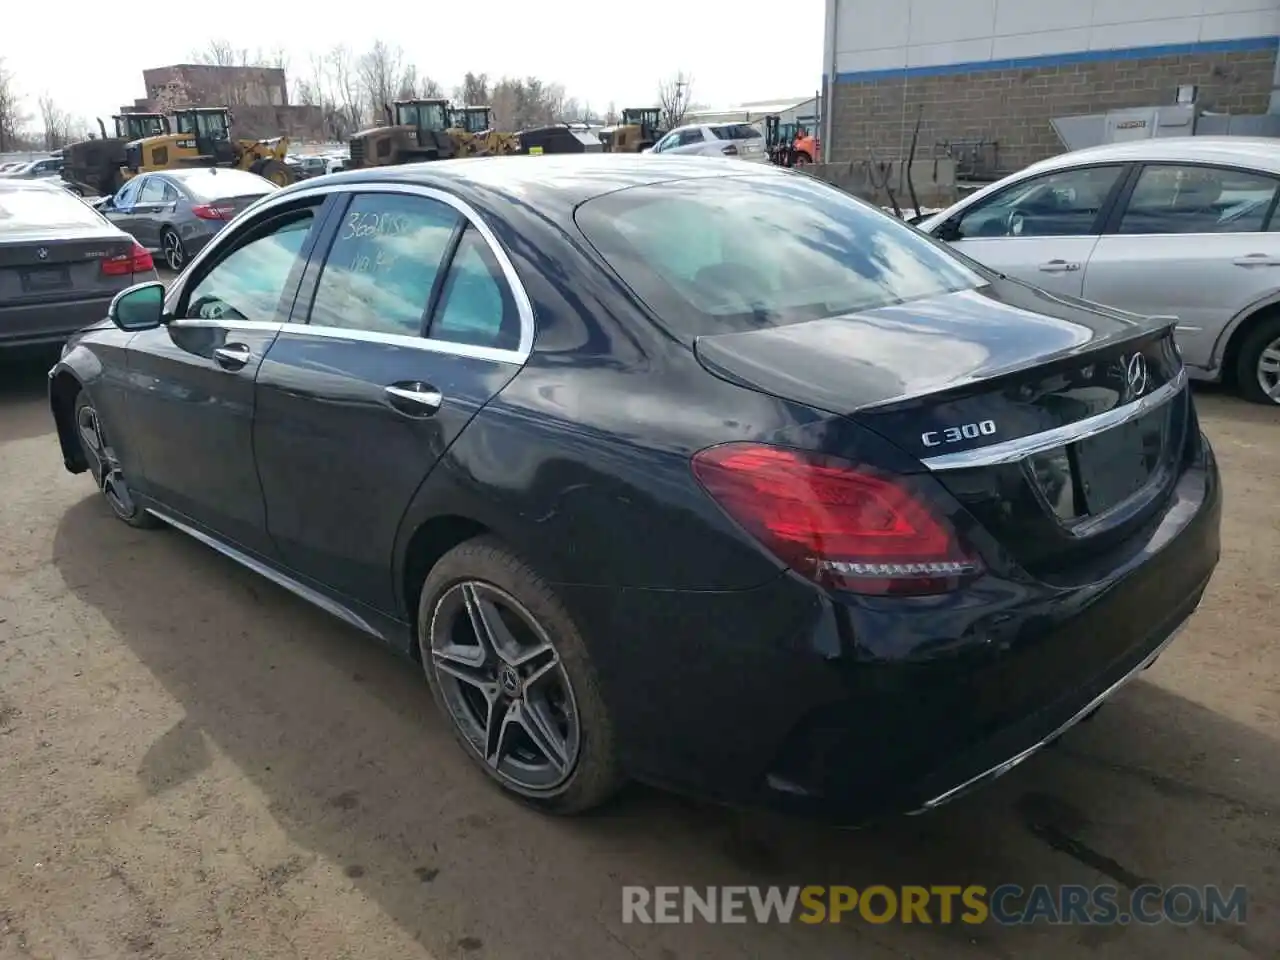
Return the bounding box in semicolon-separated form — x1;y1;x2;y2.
721;144;739;156
192;203;234;221
692;443;980;596
101;241;154;276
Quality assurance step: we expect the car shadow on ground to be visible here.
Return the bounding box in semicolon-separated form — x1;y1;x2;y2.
50;494;1278;959
0;348;60;445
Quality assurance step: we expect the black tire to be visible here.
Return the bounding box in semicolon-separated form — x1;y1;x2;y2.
1233;313;1280;406
418;536;623;814
160;227;186;273
252;158;295;186
73;392;162;529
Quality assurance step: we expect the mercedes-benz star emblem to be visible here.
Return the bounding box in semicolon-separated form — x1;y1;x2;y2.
1125;353;1148;398
36;247;49;260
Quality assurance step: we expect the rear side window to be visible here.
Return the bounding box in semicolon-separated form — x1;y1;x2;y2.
576;175;983;341
1117;164;1279;235
308;193;460;335
428;226;521;351
711;124;760;141
0;186;105;232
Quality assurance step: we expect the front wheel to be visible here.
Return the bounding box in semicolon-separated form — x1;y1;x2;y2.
418;537;623;813
1234;315;1280;406
252;158;295;186
74;393;161;529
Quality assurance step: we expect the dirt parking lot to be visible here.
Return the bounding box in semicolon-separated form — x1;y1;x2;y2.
0;347;1276;960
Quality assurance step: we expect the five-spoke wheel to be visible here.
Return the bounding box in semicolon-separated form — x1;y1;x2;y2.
419;538;622;812
74;394;159;528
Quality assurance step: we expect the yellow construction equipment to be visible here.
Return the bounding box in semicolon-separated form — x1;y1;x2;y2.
122;107;295;185
599;108;664;152
447;105;520;156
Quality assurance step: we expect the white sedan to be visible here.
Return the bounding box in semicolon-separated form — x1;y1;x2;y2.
918;138;1280;405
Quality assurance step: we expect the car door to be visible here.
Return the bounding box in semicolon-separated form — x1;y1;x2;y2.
1083;162;1280;372
669;128;713;156
123;195;330;555
252;185;529;614
929;164;1129;298
101;177;144;238
131;175;175;249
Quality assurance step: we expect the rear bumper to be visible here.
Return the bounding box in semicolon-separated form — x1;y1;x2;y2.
0;295;115;348
558;441;1222;824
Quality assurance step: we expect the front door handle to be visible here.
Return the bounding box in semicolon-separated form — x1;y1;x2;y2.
385;382;443;416
212;343;251;371
1038;259;1081;273
1232;253;1280;267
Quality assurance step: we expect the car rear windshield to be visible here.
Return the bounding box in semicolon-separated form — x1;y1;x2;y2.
178;169;275;200
710;123;760;141
0;186;104;232
575;175;985;340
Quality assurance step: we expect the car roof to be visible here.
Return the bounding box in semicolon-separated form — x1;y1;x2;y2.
0;176;62;193
1024;137;1280;175
278;154;777;215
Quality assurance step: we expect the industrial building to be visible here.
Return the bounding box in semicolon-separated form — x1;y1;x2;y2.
123;64;324;140
685;97;821;130
822;0;1280;175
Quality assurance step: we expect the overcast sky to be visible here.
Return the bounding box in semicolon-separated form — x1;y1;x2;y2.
4;0;825;127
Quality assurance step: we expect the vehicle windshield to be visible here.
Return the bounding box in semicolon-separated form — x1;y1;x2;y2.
397;102;447;130
575;175;985;341
0;185;104;231
116;116;166;139
176;168;276;200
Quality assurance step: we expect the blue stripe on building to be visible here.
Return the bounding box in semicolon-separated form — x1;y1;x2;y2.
831;34;1280;85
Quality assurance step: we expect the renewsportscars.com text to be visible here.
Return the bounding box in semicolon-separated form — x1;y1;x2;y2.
621;884;1248;926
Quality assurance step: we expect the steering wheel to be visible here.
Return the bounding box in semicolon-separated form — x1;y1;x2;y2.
1005;210;1026;237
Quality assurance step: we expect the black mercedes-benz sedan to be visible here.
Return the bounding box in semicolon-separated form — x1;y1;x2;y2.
48;156;1221;823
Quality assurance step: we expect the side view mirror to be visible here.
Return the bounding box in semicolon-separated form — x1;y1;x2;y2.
109;281;167;331
935;219;962;242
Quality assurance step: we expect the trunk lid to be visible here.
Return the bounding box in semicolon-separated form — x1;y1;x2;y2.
0;225;136;305
693;280;1191;578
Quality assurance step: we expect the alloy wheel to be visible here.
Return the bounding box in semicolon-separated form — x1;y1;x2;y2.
427;581;581;792
163;231;184;271
1256;334;1280;404
76;403;138;519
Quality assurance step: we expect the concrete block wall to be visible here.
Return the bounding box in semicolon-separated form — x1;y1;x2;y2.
828;45;1277;171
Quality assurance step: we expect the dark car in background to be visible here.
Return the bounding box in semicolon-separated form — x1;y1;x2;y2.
1;178;155;351
48;156;1220;823
96;167;278;272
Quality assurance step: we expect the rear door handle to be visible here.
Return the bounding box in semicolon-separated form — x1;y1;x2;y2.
1038;259;1081;273
212;343;251;371
385;382;443;417
1232;253;1280;267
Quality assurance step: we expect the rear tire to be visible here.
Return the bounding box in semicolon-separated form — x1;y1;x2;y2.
1233;314;1280;406
417;536;623;814
73;392;162;529
160;228;185;272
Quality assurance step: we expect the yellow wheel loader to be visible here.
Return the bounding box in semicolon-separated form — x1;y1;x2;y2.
347;99;465;169
448;105;521;157
122;107;295;185
599;107;665;152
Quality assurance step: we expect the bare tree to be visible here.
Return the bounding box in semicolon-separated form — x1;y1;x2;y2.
605;101;618;125
0;58;27;152
657;70;693;129
357;40;404;123
329;45;364;131
457;72;490;107
193;39;251;67
37;93;74;149
419;76;444;99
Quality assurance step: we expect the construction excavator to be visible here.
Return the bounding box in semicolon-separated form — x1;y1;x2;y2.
60;113;169;196
598;107;664;153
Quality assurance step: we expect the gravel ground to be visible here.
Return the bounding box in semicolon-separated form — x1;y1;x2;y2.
0;348;1276;960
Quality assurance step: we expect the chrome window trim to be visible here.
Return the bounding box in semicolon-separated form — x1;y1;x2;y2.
168;180;536;363
920;367;1187;472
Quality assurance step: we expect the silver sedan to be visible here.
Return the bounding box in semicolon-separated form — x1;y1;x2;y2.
918;137;1280;405
96;167;278;273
